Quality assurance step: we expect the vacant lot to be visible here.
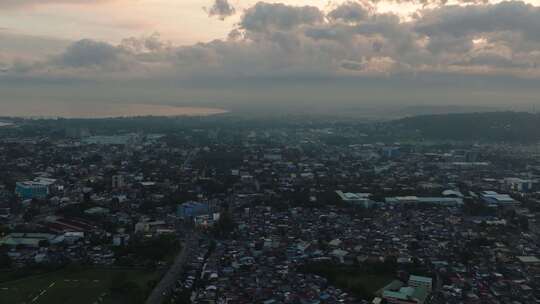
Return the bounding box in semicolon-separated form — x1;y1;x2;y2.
0;268;160;304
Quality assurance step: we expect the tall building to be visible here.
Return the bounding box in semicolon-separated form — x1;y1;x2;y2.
112;175;125;189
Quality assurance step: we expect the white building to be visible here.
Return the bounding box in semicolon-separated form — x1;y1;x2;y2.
336;191;374;208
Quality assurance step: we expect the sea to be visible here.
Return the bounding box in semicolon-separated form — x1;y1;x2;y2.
0;102;228;119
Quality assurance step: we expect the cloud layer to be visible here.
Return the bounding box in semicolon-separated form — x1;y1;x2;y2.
1;0;540;109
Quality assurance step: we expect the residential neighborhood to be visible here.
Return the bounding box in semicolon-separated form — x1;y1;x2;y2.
0;117;540;303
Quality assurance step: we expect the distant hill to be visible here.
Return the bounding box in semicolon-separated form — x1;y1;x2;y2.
395;111;540;142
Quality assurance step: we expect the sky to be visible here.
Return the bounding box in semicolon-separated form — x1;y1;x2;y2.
1;0;540;114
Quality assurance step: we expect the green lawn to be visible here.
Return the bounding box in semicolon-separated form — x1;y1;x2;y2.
0;268;161;304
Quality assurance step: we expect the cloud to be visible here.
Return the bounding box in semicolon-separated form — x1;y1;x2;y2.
240;2;324;32
457;52;530;68
416;1;540;41
206;0;236;20
5;0;540;83
2;0;540;111
0;31;71;63
120;33;171;53
328;1;372;23
55;39;124;68
375;0;489;7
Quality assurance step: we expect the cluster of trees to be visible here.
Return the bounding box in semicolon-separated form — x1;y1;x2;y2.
108;271;154;304
397;112;540;142
211;211;237;237
0;251;11;269
114;235;180;267
299;260;397;300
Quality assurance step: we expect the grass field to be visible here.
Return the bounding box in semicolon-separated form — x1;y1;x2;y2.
300;263;394;299
330;272;393;296
0;268;161;304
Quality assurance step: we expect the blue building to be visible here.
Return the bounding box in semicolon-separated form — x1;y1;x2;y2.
15;181;50;200
481;191;520;208
177;201;210;218
382;147;400;158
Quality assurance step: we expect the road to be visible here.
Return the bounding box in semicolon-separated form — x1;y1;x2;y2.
145;234;198;304
145;148;199;304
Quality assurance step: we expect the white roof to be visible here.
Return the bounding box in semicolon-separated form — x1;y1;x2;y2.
517;256;540;263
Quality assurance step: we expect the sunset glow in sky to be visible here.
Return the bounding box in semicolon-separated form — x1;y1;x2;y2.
2;0;420;45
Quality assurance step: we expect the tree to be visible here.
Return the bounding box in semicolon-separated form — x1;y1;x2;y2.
0;252;11;269
212;211;236;237
109;272;128;292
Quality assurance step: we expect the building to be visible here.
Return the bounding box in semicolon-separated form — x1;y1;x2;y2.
382;147;400;158
503;178;537;192
481;191;520;208
0;208;10;219
336;191;374;208
82;135;135;145
385;196;463;207
379;275;432;304
517;256;540;265
112;175;125;189
112;234;130;246
264;154;282;161
408;275;432;292
383;286;428;304
177;201;211;218
16;180;51;200
0;233;61;248
62;232;85;245
15;178;56;200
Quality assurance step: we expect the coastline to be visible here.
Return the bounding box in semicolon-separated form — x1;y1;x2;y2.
0;103;229;119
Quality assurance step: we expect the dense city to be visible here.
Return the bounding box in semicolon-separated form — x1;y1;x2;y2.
1;116;540;304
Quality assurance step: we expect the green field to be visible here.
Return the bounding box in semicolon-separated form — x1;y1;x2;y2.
300;263;394;299
0;268;161;304
330;272;393;296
